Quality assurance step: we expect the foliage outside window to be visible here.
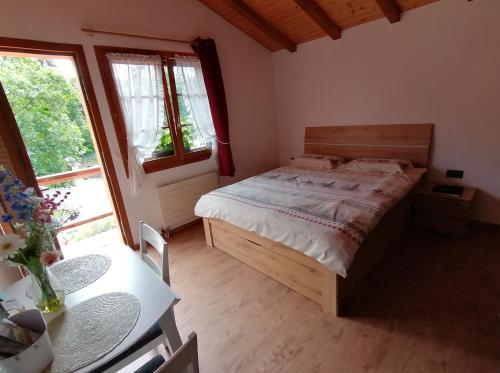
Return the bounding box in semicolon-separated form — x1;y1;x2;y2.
0;56;96;177
96;47;214;176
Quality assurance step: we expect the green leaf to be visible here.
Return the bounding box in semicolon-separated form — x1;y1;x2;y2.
0;56;96;176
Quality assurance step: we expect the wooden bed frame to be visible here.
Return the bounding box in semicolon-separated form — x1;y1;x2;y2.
203;124;433;316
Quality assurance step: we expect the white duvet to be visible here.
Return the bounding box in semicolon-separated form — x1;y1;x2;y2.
195;166;425;277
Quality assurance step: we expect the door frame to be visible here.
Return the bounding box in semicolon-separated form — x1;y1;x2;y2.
0;82;39;192
0;37;134;247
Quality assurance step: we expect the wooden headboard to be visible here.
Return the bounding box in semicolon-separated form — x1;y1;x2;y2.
304;124;433;167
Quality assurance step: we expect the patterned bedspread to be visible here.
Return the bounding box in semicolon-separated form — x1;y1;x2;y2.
195;166;426;277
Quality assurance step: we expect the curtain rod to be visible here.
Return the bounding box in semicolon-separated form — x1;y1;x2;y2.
81;28;192;45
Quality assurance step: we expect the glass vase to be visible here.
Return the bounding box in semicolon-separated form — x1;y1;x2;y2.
27;264;65;313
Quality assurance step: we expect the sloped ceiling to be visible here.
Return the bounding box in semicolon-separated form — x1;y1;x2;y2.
198;0;439;52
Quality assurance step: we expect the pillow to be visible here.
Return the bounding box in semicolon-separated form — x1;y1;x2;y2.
289;154;344;169
340;158;414;174
306;154;345;167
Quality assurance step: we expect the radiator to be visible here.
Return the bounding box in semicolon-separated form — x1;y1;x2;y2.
157;171;218;231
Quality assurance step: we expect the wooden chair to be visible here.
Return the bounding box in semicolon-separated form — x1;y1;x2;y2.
133;333;199;373
133;355;166;373
155;332;199;373
140;221;171;285
98;222;182;372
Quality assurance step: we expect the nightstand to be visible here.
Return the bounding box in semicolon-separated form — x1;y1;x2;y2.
414;183;477;237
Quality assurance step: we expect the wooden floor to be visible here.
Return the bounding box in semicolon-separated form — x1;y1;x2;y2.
158;223;499;372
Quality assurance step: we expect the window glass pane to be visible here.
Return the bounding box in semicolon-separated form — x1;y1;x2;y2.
173;65;212;152
0;55;98;176
151;127;175;159
108;54;174;161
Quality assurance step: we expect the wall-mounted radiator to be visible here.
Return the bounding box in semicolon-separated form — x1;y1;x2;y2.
157;171;218;232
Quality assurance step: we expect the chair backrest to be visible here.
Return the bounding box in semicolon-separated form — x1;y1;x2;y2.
155;332;199;373
140;221;170;285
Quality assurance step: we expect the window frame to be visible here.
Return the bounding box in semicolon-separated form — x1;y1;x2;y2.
0;38;134;247
94;46;211;176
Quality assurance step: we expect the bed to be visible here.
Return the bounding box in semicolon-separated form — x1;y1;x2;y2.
195;124;433;316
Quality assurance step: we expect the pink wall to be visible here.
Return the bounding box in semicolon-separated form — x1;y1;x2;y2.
0;0;279;242
273;0;500;224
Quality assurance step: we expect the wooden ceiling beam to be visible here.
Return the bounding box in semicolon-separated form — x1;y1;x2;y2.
225;0;297;52
294;0;341;40
374;0;401;24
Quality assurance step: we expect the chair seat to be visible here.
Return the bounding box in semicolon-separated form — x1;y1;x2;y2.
90;322;164;372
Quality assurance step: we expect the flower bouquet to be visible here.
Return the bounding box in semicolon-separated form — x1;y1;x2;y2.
0;167;79;313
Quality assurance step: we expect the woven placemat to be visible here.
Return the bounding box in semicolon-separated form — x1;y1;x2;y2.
47;292;141;373
26;254;111;297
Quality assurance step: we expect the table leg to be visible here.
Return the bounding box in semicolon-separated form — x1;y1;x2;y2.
158;306;182;353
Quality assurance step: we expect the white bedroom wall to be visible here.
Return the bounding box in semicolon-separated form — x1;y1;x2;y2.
273;0;500;224
0;0;279;242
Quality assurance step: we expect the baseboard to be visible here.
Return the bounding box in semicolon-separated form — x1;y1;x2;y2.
168;218;203;236
130;219;202;250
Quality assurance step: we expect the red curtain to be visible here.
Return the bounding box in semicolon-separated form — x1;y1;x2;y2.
191;38;235;177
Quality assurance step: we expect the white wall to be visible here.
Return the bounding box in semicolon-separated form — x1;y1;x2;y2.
0;0;279;242
2;0;499;238
273;0;500;224
0;263;21;289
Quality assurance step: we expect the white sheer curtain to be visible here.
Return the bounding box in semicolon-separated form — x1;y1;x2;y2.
106;53;165;194
174;56;215;148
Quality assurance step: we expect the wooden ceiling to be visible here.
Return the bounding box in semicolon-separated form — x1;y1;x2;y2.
198;0;439;52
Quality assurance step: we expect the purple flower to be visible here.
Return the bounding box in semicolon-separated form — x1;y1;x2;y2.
17;212;31;222
1;214;13;223
11;202;28;212
2;182;15;193
4;193;14;202
18;191;30;199
0;171;8;183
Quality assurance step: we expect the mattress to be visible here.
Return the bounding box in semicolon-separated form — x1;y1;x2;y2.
195;165;426;277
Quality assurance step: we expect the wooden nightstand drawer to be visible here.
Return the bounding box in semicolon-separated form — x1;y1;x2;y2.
414;183;477;237
414;195;471;219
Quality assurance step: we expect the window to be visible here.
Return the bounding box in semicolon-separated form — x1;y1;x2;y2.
95;47;214;176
